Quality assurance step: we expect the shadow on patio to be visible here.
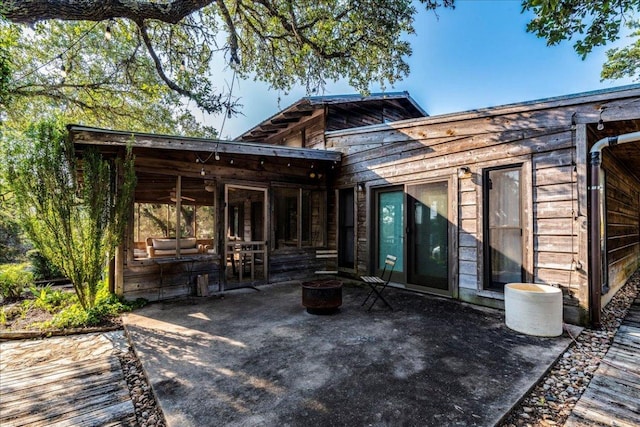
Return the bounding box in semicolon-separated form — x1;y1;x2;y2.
123;282;572;427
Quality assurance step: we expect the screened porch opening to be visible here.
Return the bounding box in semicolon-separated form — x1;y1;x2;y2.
132;173;216;260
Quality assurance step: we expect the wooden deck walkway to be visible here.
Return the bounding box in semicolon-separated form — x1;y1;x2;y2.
0;332;136;427
565;297;640;427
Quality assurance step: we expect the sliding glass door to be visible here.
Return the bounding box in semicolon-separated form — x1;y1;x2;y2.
374;180;452;295
407;181;449;290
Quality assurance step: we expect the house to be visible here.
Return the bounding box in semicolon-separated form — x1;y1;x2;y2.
70;85;640;326
323;85;640;326
68;93;425;302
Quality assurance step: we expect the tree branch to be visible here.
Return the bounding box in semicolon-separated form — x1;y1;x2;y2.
3;0;216;25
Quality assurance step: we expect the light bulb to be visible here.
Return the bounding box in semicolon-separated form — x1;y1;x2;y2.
105;25;112;41
200;167;206;176
597;119;604;131
214;151;220;161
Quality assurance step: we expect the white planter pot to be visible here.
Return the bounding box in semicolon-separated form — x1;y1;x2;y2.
504;283;563;337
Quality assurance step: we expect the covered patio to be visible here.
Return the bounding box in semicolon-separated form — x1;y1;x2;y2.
69;125;341;301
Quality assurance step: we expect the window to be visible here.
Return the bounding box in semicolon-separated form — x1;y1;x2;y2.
484;165;523;290
274;187;325;249
132;175;216;259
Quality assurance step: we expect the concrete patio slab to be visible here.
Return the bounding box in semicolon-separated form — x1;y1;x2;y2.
123;282;573;427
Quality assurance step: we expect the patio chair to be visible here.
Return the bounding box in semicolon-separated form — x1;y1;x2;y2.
360;254;397;311
314;249;338;277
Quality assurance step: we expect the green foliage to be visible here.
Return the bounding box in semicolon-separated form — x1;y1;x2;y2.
602;20;640;80
28;284;74;312
2;120;136;309
0;19;218;135
0;177;29;263
522;0;640;78
27;249;64;281
0;262;33;300
2;1;457;123
33;282;147;330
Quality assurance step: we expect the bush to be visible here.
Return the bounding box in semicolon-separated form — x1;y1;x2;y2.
32;281;147;330
0;263;33;300
27;250;64;281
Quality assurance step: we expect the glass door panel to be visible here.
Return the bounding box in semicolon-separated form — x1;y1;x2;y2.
486;167;523;289
377;190;404;275
225;185;268;289
407;181;449;290
338;188;355;269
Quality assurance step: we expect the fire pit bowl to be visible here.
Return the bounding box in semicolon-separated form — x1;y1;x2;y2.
301;279;343;315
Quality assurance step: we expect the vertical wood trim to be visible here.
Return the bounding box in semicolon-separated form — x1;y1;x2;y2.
263;187;269;282
476;170;484;291
176;175;182;257
576;123;589;271
450;172;460;298
522;159;534;282
115;244;124;296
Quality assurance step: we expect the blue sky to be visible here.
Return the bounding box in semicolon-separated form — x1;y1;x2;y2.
202;0;637;139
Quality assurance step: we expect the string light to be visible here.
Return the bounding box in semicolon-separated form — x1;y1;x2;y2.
597;107;605;131
13;21;100;84
58;56;67;78
104;21;112;41
200;167;206;176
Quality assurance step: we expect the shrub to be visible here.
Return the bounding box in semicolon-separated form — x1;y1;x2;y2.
27;250;64;281
29;284;75;312
0;263;33;300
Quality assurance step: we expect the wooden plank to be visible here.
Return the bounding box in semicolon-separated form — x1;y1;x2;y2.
46;400;135;427
459;246;477;261
459;231;477;248
1;368;121;406
535;252;575;270
459;273;478;289
535;218;577;235
534;164;574;186
534;200;577;218
460;205;476;219
0;358;116;391
459;260;477;276
534;183;575;202
460;190;476;205
460;219;477;234
534;235;576;254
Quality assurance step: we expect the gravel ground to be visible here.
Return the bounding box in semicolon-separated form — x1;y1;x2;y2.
119;346;167;427
117;274;639;427
499;273;639;427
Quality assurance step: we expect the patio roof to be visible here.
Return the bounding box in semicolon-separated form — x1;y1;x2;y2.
68;125;342;163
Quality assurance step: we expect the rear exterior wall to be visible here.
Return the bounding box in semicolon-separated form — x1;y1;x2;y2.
326;92;640;324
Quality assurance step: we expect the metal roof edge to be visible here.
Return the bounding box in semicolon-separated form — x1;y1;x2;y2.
325;84;640;137
67;125;342;162
234;91;427;139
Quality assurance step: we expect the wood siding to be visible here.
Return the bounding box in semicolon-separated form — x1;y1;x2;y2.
327;87;640;324
602;153;640;307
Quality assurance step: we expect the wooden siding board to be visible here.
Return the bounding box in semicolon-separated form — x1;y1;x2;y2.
330;88;640;317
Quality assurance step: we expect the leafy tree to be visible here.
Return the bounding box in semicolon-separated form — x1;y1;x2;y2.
2;0;455;120
522;0;640;79
0;179;27;263
2;120;136;309
0;18;217;136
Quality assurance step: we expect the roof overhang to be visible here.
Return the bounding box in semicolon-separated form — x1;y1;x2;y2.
236;91;426;141
68;125;342;163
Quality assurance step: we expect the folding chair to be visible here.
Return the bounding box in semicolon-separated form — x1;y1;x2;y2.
315;249;338;277
360;254;397;311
